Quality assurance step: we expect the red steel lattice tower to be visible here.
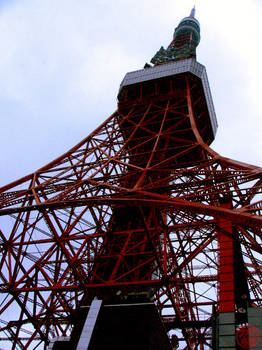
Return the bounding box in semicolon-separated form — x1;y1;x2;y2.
1;8;262;350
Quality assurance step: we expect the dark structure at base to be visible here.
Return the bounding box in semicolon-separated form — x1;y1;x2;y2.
50;299;173;350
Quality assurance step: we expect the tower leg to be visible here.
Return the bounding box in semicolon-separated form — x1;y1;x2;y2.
217;200;236;349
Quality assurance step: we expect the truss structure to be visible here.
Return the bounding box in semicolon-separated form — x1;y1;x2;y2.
0;70;262;349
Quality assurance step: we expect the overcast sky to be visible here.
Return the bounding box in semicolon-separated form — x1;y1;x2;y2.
0;0;262;187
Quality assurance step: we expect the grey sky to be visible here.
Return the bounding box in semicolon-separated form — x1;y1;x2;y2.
0;0;262;188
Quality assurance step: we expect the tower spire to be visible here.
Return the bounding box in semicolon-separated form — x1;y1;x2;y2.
190;5;196;17
150;7;200;65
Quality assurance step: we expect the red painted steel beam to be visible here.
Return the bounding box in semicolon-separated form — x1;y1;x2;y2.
1;195;262;229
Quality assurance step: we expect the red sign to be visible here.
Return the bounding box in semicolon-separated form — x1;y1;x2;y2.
236;325;260;349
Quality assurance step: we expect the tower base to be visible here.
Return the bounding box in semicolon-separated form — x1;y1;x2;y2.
49;299;173;350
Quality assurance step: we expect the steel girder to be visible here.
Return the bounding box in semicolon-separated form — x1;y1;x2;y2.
0;74;262;349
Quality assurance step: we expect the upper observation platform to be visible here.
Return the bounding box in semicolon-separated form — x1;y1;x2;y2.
118;58;217;138
117;8;218;144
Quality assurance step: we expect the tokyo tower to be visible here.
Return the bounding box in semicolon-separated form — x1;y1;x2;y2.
1;7;262;350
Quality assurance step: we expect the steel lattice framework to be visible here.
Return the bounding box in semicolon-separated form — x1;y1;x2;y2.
1;11;262;350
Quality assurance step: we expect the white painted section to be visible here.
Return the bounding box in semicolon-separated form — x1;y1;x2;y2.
76;299;103;350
